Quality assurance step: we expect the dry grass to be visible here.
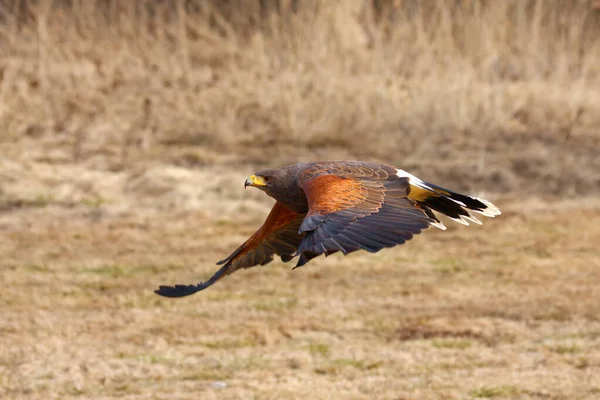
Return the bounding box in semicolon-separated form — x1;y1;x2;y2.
1;194;600;399
1;0;600;194
1;1;600;399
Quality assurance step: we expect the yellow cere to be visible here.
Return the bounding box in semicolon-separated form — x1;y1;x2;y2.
251;175;267;186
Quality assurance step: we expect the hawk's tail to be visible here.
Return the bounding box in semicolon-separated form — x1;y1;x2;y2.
397;170;501;230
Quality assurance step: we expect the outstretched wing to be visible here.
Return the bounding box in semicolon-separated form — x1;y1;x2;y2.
294;161;436;267
155;201;305;297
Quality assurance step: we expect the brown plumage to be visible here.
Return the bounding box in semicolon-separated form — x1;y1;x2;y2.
155;161;500;297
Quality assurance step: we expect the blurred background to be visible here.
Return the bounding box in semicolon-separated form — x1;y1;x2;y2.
1;1;599;399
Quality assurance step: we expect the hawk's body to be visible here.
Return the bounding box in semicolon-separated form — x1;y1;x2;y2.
156;161;500;297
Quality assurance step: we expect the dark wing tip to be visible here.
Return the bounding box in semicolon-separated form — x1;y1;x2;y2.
292;250;319;269
155;263;231;298
154;284;203;298
280;253;295;262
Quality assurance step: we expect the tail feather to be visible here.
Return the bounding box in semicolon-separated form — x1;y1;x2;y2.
423;181;500;217
396;169;500;229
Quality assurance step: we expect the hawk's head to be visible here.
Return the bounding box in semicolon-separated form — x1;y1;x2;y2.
244;165;310;213
244;168;287;195
244;168;299;199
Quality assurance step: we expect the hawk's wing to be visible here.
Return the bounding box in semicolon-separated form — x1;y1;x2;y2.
294;161;436;268
155;201;305;297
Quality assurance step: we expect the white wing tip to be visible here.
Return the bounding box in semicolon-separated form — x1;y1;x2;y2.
463;214;482;225
474;198;501;217
430;220;447;230
441;200;498;227
449;216;470;226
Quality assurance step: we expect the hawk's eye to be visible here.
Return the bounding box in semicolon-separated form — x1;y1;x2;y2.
263;176;272;183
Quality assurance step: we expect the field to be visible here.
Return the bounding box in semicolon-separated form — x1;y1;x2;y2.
1;1;600;399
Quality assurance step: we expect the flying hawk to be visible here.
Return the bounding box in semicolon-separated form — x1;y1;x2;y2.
155;161;500;297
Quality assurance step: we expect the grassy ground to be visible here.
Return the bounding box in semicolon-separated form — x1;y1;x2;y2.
1;1;600;399
1;191;599;399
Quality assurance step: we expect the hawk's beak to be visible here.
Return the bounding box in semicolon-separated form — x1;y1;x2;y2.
244;175;266;189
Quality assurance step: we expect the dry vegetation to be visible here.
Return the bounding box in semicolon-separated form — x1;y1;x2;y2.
1;0;600;399
2;197;600;399
1;0;599;194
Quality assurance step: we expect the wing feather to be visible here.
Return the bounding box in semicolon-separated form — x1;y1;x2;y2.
295;162;435;268
155;202;305;297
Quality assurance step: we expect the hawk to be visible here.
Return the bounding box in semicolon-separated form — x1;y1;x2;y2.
155;161;500;297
